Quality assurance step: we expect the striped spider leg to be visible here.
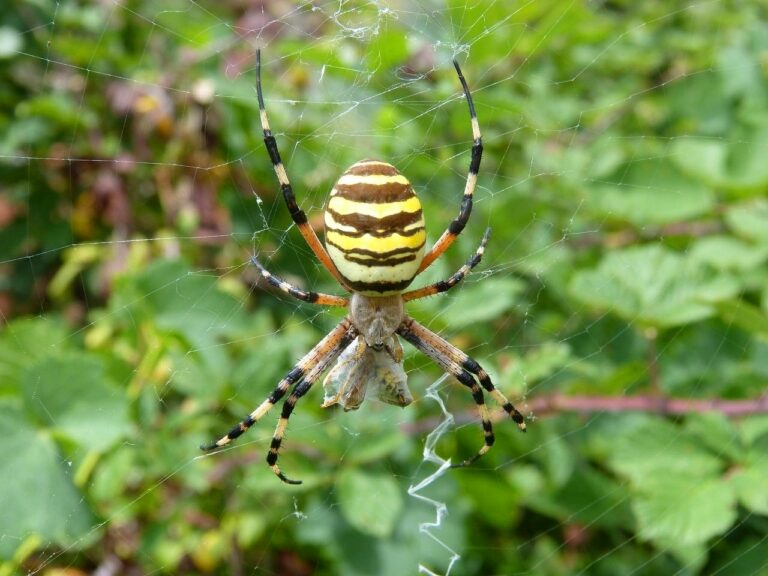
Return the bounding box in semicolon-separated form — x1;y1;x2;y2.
417;58;483;273
201;317;357;484
398;229;526;467
397;316;526;468
255;50;351;290
250;255;348;307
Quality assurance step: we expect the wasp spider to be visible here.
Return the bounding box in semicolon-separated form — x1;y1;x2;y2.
201;50;526;484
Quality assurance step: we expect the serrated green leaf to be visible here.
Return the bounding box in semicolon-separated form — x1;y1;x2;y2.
672;125;768;193
336;469;402;538
689;235;768;272
415;276;524;330
634;474;737;547
505;341;572;384
725;200;768;243
0;400;94;558
591;157;714;225
23;353;130;452
729;455;768;515
540;427;575;488
606;418;723;484
684;412;743;462
570;244;739;328
740;415;768;445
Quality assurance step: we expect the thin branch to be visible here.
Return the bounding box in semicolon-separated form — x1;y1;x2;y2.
526;393;768;417
403;393;768;435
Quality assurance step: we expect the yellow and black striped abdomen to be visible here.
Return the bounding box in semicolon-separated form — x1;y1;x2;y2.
324;160;426;295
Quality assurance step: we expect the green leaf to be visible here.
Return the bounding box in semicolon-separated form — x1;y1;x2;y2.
606;417;723;485
740;415;768;445
569;244;739;328
527;466;632;529
341;426;410;465
591;157;714;225
23;353;130;452
725;200;768;243
336;468;403;538
0;317;70;390
672;124;768;193
504;341;572;385
457;474;521;528
367;29;408;70
427;276;524;330
713;300;768;338
0;400;93;559
729;455;768;515
689;235;768;272
684;412;743;462
633;473;737;547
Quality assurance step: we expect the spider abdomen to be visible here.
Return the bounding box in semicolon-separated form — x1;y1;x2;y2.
324;160;426;295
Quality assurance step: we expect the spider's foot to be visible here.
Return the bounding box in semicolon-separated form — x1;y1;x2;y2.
450;443;490;469
199;438;227;452
504;403;527;431
450;454;481;469
201;417;255;452
272;465;303;485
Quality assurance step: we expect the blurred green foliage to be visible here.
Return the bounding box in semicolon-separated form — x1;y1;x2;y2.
2;1;768;575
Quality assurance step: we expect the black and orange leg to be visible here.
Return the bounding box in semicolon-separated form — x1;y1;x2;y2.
397;316;525;466
201;318;356;457
418;58;483;273
255;50;350;290
265;322;359;483
402;227;490;302
251;256;348;307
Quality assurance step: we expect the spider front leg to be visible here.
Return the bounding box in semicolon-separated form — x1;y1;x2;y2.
397;316;525;467
255;50;350;290
251;255;348;307
418;58;482;273
201;318;357;484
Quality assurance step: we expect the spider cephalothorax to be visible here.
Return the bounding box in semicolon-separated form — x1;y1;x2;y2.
201;50;526;484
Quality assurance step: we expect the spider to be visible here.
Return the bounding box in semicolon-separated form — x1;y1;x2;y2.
201;50;526;484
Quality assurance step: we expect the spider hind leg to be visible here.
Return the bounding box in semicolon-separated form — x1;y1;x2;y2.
397;316;525;467
201;319;356;484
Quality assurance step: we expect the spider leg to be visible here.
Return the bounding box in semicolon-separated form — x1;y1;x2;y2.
397;316;525;467
402;227;490;302
201;318;356;481
251;255;348;307
267;364;328;484
255;50;351;290
417;58;482;273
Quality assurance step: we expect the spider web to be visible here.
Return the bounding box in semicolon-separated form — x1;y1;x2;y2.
2;1;768;575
